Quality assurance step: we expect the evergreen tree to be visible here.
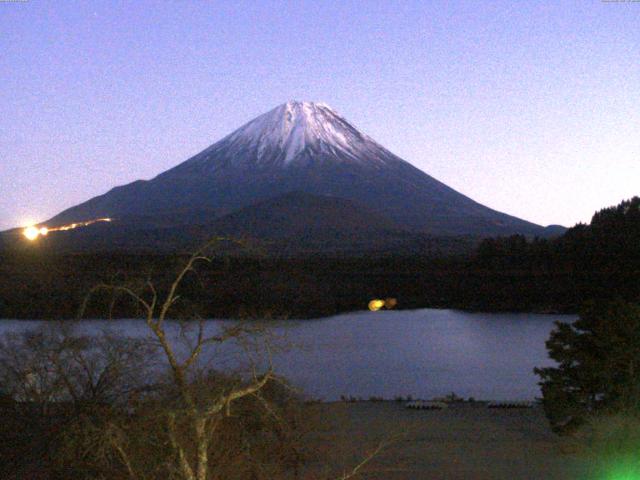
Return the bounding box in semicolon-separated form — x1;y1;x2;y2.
535;299;640;433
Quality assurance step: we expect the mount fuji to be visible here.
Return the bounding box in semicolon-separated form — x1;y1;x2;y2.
39;101;558;249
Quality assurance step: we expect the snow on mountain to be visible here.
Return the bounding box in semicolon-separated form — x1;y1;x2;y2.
180;101;394;172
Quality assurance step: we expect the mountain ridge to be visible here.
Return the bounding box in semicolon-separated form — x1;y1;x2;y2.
39;101;559;240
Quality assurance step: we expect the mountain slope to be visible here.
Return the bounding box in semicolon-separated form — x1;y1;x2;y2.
0;192;474;256
46;101;552;237
206;191;457;256
211;191;401;239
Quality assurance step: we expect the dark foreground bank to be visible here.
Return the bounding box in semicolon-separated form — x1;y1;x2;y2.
0;396;595;480
304;401;591;480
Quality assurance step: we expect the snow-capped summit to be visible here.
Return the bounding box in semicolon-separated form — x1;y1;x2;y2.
179;101;394;172
224;101;372;163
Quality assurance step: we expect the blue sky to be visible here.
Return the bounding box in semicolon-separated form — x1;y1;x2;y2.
1;0;638;230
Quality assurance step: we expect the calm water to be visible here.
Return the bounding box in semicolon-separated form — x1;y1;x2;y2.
0;309;574;401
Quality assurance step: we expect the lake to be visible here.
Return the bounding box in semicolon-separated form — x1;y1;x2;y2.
0;309;573;401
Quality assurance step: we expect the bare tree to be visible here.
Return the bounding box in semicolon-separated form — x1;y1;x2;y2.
0;322;156;478
77;240;284;480
59;238;390;480
0;235;395;479
0;323;152;413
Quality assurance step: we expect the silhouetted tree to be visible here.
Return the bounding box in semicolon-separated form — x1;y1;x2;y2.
535;299;640;433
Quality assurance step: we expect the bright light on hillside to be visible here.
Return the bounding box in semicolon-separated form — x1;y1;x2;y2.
23;226;40;241
21;218;112;242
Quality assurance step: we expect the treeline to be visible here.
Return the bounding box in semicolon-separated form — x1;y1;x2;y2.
0;252;469;319
473;196;640;311
0;197;638;319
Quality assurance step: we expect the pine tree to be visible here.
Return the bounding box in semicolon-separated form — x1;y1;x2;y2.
535;299;640;433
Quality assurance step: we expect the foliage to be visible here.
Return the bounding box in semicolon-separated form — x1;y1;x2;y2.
535;299;640;434
474;196;640;311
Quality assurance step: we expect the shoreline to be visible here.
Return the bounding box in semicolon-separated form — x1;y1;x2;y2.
0;305;579;322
